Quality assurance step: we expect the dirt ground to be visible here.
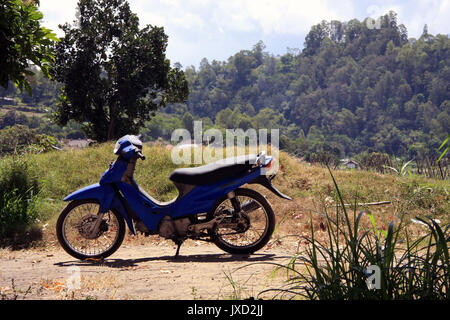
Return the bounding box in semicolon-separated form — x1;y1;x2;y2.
0;189;317;300
0;237;302;300
0;192;403;301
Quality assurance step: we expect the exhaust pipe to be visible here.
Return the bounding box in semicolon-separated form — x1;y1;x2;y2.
240;200;260;213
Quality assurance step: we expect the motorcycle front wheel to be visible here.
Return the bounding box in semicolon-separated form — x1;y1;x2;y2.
56;199;125;260
207;188;275;254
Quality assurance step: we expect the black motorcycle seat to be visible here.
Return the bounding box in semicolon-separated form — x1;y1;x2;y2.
169;155;257;186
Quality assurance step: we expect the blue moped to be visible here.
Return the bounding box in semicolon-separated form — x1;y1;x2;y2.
56;135;291;260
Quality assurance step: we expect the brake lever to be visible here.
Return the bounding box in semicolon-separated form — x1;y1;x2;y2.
137;151;146;160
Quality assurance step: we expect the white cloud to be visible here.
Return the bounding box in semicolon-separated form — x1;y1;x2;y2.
170;12;205;29
400;0;450;38
210;0;357;35
39;0;78;36
133;0;206;29
37;0;450;67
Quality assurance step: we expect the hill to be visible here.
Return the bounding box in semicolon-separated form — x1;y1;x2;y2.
172;12;449;160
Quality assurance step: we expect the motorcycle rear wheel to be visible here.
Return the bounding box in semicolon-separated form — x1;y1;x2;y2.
207;188;275;254
56;199;125;260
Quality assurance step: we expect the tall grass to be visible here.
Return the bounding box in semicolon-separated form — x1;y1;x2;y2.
0;156;42;239
259;167;449;300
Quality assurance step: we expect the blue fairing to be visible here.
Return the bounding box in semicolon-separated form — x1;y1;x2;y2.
117;167;262;232
99;157;128;184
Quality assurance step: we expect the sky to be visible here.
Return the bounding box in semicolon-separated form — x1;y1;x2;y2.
38;0;450;69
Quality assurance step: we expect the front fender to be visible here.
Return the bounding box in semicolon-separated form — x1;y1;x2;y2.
64;183;116;212
63;183;135;234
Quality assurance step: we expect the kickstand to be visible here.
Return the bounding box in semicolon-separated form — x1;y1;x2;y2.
174;240;182;258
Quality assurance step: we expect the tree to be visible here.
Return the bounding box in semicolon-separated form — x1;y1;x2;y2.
303;21;330;56
51;0;189;141
181;111;194;133
0;0;57;94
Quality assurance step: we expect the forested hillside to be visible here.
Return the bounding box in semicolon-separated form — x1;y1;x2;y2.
1;11;449;160
169;12;449;160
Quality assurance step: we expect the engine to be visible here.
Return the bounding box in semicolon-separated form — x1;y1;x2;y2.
158;216;191;240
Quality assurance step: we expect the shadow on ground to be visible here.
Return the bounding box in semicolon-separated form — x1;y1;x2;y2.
54;252;289;269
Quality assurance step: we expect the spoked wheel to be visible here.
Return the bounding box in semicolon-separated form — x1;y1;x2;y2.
207;188;275;254
56;199;125;260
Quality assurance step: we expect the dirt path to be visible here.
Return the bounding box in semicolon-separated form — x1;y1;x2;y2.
0;240;299;300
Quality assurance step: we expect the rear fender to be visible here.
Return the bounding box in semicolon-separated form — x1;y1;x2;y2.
63;183;135;234
248;175;292;200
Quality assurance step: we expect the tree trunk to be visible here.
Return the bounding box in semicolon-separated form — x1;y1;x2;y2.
107;104;115;141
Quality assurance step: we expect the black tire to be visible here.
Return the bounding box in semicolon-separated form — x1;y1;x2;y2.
56;199;125;260
207;188;275;254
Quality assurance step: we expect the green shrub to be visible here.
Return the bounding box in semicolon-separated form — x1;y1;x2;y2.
0;124;61;156
0;125;35;154
24;134;61;154
0;156;42;238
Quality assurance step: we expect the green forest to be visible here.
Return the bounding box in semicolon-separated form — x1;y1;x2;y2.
1;11;449;161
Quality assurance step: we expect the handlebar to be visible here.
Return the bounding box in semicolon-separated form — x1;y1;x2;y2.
119;147;145;161
256;151;266;166
136;151;146;160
